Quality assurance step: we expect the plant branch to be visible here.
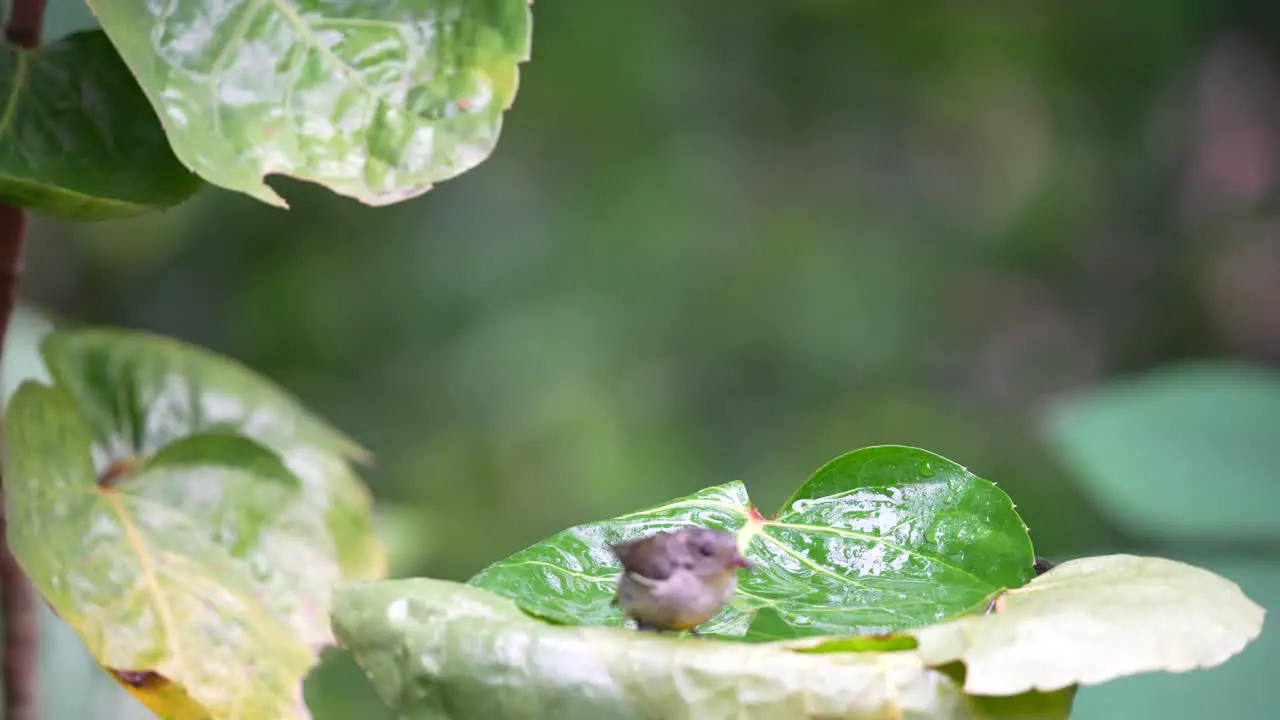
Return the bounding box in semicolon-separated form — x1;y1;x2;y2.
1;3;45;719
0;209;34;720
4;0;43;47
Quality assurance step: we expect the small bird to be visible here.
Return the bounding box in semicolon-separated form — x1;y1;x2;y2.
610;527;752;634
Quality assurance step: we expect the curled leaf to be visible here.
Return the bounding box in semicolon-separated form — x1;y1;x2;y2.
332;577;1073;719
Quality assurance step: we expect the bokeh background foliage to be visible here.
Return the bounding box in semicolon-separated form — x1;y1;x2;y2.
9;0;1279;717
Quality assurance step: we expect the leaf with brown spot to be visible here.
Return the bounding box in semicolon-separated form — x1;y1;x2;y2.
3;329;385;718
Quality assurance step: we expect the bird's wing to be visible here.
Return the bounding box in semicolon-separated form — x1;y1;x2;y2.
610;536;676;580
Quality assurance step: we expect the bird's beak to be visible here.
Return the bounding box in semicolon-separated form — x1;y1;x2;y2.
732;552;753;570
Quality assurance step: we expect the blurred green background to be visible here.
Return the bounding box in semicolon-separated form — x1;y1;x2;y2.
10;0;1279;717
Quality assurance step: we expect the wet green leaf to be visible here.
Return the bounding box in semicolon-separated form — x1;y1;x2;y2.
85;0;533;208
332;577;1073;720
40;327;385;580
791;633;920;653
0;309;154;720
3;328;387;718
0;30;201;219
469;446;1035;642
1044;361;1280;538
4;383;319;718
910;555;1266;695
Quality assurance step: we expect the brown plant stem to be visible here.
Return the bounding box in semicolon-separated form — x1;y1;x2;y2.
1;2;46;719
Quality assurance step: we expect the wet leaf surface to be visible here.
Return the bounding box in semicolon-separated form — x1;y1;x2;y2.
333;577;1074;719
3;328;385;718
470;446;1036;641
41;328;385;580
85;0;533;207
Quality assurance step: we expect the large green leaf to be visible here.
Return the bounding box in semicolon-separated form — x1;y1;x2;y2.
1044;361;1280;538
39;327;385;580
469;446;1036;642
0;30;202;219
4;383;318;718
84;0;533;208
331;577;1075;720
3;328;385;718
906;555;1266;695
1;308;155;720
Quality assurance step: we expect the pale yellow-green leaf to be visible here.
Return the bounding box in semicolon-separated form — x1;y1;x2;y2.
911;554;1266;695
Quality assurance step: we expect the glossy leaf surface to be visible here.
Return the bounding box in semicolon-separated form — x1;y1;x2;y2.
0;309;158;720
0;31;201;219
2;328;385;719
1044;361;1280;538
332;577;1073;720
85;0;533;208
40;328;385;580
5;384;315;718
470;446;1035;642
909;555;1266;695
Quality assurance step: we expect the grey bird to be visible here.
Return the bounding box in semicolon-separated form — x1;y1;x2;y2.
610;527;752;634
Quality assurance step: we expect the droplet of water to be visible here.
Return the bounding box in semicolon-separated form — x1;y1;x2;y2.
919;461;935;478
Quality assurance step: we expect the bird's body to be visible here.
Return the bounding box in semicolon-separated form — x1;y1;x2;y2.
614;565;741;631
609;527;751;634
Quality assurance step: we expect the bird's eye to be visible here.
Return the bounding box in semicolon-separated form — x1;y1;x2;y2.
697;543;714;557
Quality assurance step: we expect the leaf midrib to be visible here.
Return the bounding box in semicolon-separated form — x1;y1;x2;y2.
104;489;189;679
615;495;1001;593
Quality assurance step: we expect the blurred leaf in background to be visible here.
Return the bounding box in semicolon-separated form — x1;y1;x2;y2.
1044;363;1279;720
1045;362;1280;539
